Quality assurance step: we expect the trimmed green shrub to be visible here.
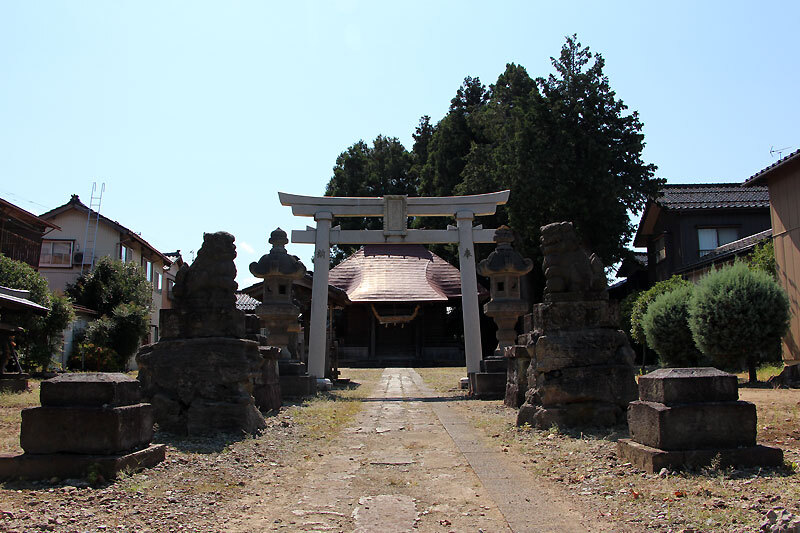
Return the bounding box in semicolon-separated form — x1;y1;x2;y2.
688;262;789;383
630;275;690;345
747;240;776;277
642;285;703;367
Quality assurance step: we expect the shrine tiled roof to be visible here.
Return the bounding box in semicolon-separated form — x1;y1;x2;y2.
329;244;468;303
235;292;261;311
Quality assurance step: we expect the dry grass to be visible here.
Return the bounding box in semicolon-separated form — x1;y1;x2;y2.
286;368;383;440
0;379;40;455
414;366;468;397
418;366;800;532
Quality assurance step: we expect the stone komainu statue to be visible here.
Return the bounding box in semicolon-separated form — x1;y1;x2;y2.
173;231;238;312
540;221;606;299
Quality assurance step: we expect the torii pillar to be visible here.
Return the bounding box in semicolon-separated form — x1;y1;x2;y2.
278;190;511;383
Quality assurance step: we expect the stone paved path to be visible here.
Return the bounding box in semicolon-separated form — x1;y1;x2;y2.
234;368;602;532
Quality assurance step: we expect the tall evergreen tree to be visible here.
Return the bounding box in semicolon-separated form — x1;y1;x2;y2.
324;135;415;264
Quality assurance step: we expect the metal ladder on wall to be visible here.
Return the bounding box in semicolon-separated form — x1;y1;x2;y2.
80;182;105;275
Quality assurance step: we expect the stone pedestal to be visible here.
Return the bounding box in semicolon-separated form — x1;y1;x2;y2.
0;373;29;393
504;345;531;408
253;346;282;411
137;337;267;435
0;373;164;480
516;300;637;428
617;368;784;472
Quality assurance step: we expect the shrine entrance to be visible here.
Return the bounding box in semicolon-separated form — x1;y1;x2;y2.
278;190;510;380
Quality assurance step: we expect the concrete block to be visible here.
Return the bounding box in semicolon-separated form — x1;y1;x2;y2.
40;373;141;407
468;372;506;399
0;444;166;481
617;439;783;473
20;404;154;455
627;400;756;451
637;367;738;405
279;375;316;397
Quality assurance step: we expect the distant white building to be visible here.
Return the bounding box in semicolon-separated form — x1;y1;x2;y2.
38;195;175;359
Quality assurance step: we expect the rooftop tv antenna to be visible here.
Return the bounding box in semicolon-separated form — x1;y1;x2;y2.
770;146;792;159
80;182;105;275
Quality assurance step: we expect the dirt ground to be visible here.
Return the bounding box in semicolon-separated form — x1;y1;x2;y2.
1;368;799;532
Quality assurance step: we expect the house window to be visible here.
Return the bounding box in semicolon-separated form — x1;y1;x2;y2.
39;240;73;268
119;244;133;262
654;236;666;263
155;272;162;292
143;259;153;281
698;228;738;256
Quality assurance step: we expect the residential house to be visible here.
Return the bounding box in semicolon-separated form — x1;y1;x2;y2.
633;183;771;284
0;197;60;269
38;195;173;347
744;148;800;364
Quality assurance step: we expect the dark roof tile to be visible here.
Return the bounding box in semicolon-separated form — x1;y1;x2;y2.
656;183;769;210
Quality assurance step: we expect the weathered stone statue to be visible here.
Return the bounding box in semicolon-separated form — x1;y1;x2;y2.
137;232;269;435
250;228;315;396
516;221;637;428
162;231;245;339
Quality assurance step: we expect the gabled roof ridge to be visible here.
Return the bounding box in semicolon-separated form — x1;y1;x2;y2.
661;182;767;189
39;195;171;265
744;148;800;186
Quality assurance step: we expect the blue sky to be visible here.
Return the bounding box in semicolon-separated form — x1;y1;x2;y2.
2;1;798;287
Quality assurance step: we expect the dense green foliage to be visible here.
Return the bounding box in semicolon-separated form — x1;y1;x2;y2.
688;262;789;383
642;285;703;367
629;275;690;345
322;35;661;290
66;257;151;370
0;254;75;371
747;240;776;277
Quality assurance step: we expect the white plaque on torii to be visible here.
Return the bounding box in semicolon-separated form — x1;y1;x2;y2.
278;190;511;379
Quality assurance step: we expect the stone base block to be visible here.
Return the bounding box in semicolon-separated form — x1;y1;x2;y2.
186;399;266;435
159;308;245;340
21;403;154;455
40;372;141;407
532;300;617;332
280;375;316;397
504;347;530;408
533;330;635;372
468;372;506;399
616;439;784;473
637;368;738;405
0;375;29;393
0;444;166;481
278;360;307;376
480;358;506;373
627;400;756;450
517;402;623;428
529;364;638;407
254;355;281;411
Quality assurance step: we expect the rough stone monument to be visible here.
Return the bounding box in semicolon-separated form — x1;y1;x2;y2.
249;228;315;397
137;232;270;435
473;226;533;398
516;221;637;428
0;373;165;480
617;367;783;472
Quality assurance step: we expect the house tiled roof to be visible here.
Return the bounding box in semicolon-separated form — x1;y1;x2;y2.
744;148;800;186
676;229;773;274
235;292;261;312
0;198;60;231
39;195;172;266
329;244;468;303
655;183;769;210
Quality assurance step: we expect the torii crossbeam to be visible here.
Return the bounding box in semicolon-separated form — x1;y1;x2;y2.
279;190;511;381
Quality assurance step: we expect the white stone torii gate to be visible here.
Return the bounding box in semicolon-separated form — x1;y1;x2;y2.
278;190;511;381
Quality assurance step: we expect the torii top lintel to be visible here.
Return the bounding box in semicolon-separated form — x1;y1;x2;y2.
277;190;510;218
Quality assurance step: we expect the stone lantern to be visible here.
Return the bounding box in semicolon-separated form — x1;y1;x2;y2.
472;226;533;397
249;228;307;359
478;226;533;358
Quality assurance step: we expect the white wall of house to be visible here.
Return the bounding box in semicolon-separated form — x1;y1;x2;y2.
38;207;170;366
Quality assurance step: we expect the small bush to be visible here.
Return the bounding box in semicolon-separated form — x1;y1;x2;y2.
68;342;122;372
642;284;703;367
688;262;789;383
630;275;690;345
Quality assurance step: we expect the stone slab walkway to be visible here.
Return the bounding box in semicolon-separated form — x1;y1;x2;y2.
233;368;603;532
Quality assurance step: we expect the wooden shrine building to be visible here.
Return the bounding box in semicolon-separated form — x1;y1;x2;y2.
329;243;486;366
